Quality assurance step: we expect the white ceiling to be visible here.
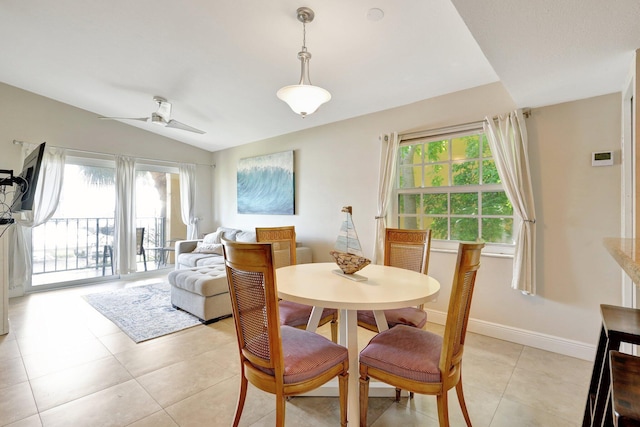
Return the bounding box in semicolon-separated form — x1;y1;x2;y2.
1;0;639;152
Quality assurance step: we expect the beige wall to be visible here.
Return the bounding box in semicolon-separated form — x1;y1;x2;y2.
212;84;622;359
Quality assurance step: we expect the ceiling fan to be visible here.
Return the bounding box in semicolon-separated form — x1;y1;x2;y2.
99;96;205;134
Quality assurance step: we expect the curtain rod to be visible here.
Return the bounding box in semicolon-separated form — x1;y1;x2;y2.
399;108;532;142
449;108;532;130
12;140;214;168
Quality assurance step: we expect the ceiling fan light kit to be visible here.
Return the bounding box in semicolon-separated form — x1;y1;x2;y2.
277;7;331;117
99;96;205;134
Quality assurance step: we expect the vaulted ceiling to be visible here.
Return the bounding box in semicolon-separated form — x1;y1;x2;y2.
1;0;639;152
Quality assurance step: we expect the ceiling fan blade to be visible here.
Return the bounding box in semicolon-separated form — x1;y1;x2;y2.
98;116;150;122
165;119;205;134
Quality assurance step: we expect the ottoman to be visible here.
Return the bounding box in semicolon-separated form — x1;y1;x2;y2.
168;265;233;324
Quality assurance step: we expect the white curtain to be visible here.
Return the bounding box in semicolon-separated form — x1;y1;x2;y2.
9;146;66;296
114;155;136;274
484;110;537;295
179;163;199;240
373;132;399;264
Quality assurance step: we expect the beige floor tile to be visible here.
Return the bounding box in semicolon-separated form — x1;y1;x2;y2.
137;348;237;406
97;330;141;354
4;415;42;427
30;356;133;411
458;351;515;395
369;401;437;427
0;381;38;426
503;365;586;423
165;376;273;427
398;382;501;427
114;325;234;377
38;379;161;427
20;338;111;379
0;356;28;389
127;410;179;427
464;332;524;367
516;346;592;388
490;397;579;427
0;337;20;362
250;396;346;427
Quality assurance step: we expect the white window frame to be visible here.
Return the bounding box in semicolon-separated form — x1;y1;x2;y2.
391;123;516;257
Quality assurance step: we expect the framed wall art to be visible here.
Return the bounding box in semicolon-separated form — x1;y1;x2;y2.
237;150;294;215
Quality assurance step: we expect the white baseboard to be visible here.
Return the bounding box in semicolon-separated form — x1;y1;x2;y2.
426;309;596;361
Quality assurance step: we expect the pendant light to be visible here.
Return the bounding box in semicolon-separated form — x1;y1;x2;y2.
277;7;331;117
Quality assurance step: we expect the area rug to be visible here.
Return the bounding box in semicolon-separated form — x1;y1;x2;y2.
82;282;201;343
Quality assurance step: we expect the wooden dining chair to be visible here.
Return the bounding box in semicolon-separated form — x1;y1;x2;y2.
357;228;431;332
359;242;484;427
256;226;339;342
222;240;349;427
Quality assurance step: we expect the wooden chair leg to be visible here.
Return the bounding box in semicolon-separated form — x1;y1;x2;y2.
330;316;338;343
437;392;450;427
338;368;349;427
275;392;286;427
359;369;370;427
456;379;472;427
232;376;248;427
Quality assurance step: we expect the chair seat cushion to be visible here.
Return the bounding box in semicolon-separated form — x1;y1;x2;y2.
360;325;443;383
278;325;348;384
357;307;427;329
279;300;337;327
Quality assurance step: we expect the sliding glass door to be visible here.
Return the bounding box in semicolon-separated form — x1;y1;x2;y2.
30;158;116;289
28;156;186;290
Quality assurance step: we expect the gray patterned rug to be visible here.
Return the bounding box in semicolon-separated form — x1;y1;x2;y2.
82;282;201;343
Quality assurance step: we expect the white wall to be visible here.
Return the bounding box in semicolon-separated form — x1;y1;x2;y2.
0;82;215;233
211;83;622;360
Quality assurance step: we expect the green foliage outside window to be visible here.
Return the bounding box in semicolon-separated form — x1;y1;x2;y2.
396;132;514;244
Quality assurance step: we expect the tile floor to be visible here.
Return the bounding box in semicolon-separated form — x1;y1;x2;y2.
1;273;593;426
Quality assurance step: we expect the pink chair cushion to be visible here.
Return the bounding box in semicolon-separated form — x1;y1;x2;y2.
359;325;443;383
256;325;347;384
357;308;427;329
279;300;337;327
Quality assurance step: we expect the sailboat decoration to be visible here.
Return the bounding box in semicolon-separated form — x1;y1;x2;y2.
330;206;371;281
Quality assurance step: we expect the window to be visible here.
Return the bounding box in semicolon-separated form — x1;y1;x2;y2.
394;125;515;250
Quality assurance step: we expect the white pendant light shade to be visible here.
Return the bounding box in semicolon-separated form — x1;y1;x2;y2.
277;84;331;117
277;7;331;117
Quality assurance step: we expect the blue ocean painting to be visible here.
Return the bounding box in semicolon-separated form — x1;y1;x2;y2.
237;151;294;215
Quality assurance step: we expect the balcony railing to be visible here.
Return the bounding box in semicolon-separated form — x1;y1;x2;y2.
32;217;167;276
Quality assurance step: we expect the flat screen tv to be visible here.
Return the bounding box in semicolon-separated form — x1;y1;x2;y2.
11;142;46;212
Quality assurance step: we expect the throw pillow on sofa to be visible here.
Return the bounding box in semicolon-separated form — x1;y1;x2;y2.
193;242;223;254
203;230;223;244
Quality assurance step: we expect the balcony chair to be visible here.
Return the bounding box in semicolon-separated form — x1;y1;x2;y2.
357;228;432;332
359;242;484;427
222;240;349;427
101;227;147;274
136;227;147;271
256;226;338;343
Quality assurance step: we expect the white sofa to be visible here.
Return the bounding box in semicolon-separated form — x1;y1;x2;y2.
169;226;312;323
174;226;312;270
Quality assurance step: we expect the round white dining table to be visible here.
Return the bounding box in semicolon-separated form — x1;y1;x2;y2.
276;262;441;423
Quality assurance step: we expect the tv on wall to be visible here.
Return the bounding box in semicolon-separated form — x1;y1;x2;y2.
11;142;46;212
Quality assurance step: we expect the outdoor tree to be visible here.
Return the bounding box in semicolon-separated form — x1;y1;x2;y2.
397;134;513;243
